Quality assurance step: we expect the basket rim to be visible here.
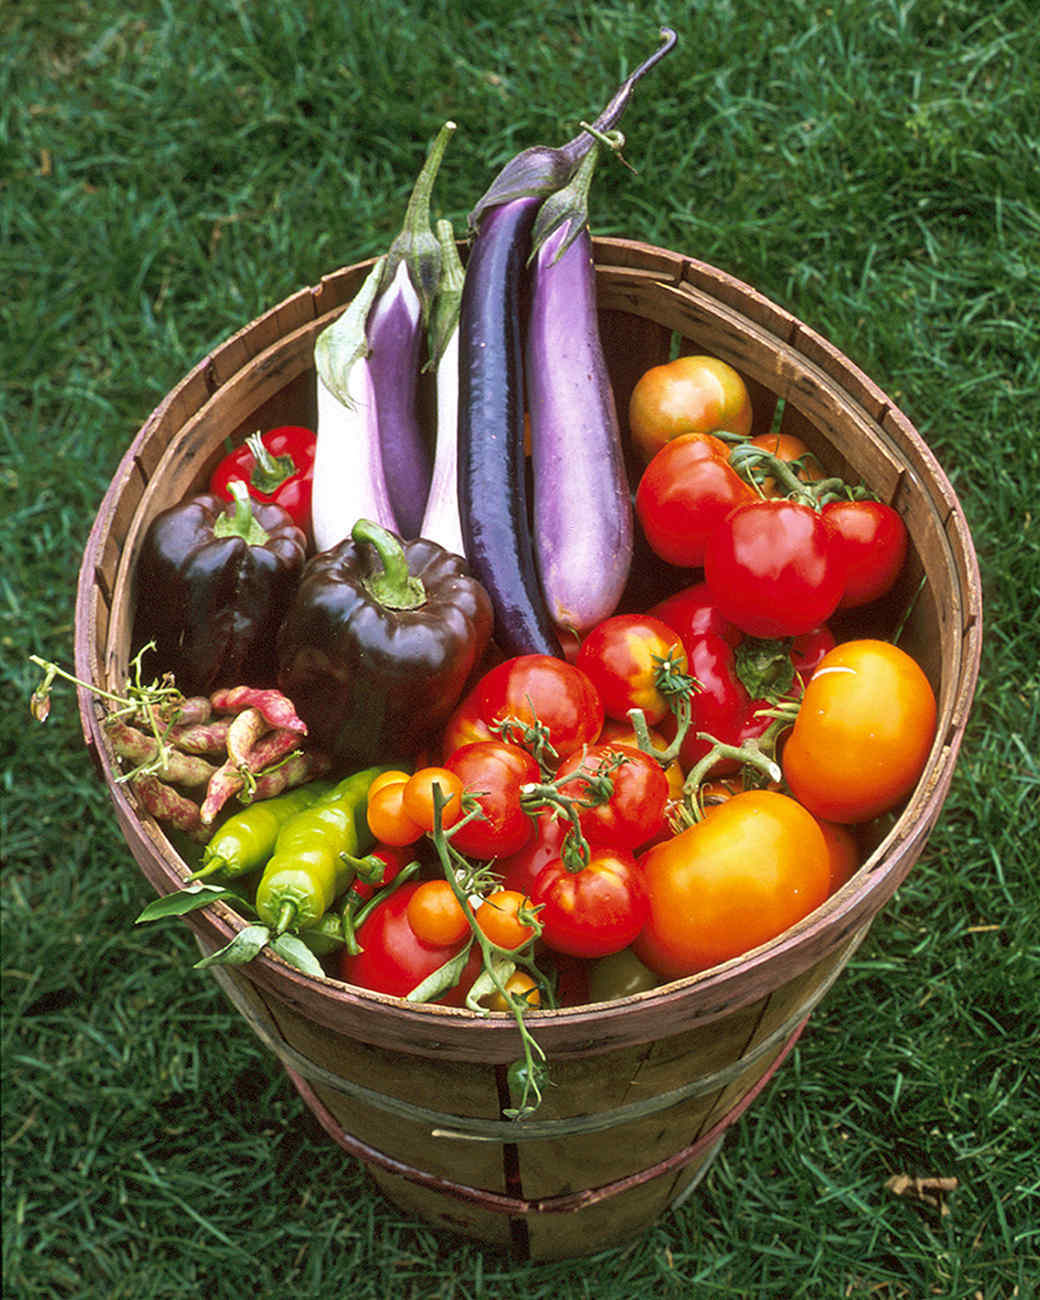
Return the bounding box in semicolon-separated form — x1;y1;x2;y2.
74;236;984;1058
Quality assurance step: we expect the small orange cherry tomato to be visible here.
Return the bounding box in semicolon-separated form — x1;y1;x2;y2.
368;769;412;799
406;879;470;947
402;766;464;832
629;354;754;464
488;971;541;1012
366;779;423;846
476;889;539;951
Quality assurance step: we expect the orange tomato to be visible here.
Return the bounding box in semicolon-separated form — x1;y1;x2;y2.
782;639;937;824
634;790;830;978
476;889;539;950
628;355;753;464
406;879;470;947
402;766;463;832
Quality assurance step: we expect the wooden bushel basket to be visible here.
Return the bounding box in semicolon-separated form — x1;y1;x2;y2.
74;239;982;1261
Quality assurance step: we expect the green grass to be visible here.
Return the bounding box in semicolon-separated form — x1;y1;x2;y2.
3;1;1038;1295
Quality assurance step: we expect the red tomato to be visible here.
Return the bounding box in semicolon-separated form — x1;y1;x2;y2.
822;499;909;609
444;740;540;859
666;632;752;774
703;499;845;637
350;843;410;901
636;434;756;568
628;355;753;464
649;580;741;648
477;654;604;765
439;681;495;756
556;742;670;850
790;625;837;684
599;718;685;801
531;848;650;959
496;811;569;896
634;790;831;978
339;881;483;1005
782;639;937;823
575;613;689;725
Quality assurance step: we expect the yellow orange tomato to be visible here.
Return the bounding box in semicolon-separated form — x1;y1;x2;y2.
628;355;753;464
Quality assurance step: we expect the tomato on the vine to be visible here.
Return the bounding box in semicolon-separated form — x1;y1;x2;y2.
782;639;936;823
444;739;539;859
703;499;845;637
634;790;831;978
628;354;753;464
575;613;689;725
402;766;463;832
475;889;539;951
349;842;410;901
555;742;670;850
635;433;756;567
822;499;908;609
531;848;649;959
476;654;603;765
340;881;482;1005
496;811;569;896
746;432;825;498
366;773;423;846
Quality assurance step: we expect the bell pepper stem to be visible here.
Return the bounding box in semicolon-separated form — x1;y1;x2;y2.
245;431;296;495
352;518;426;610
213;479;270;546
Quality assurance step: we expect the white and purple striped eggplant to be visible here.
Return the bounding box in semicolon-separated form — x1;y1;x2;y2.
525;149;633;632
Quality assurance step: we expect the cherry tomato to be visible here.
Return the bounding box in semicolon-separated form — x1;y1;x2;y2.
576;613;689;725
628;355;753;464
747;432;825;498
496;811;569;896
531;849;649;959
634;790;831;978
340;881;483;1005
402;766;463;832
822;499;909;609
782;639;937;823
649;580;741;648
444;740;540;859
476;889;539;950
635;433;756;567
704;499;845;637
556;742;670;850
406;879;470;947
488;971;541;1012
366;776;423;846
477;654;604;765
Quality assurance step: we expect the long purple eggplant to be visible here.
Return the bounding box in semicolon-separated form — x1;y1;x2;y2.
458;27;676;655
367;121;455;538
458;195;562;657
525;150;633;632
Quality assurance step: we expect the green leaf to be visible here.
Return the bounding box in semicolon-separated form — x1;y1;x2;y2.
465;957;516;1012
405;939;474;1004
135;884;245;923
269;932;327;979
193;925;270;969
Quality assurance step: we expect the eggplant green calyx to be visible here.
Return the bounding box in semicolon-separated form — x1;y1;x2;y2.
425;218;465;371
314;256;385;407
468;26;677;229
352;517;426;610
529;139;604;264
382;120;457;327
212;479;270;546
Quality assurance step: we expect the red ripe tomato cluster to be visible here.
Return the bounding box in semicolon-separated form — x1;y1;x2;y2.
340;355;935;1009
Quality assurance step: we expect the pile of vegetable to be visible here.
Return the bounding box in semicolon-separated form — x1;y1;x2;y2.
34;26;941;1118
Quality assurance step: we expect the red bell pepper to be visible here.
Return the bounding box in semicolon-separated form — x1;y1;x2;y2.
210;426;316;537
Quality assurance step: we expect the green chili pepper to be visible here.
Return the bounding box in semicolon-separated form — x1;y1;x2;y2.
189;780;332;882
255;765;393;934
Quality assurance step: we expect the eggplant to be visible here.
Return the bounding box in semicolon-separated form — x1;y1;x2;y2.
419;220;467;559
312;257;398;552
458;27;676;656
458;196;562;657
525;151;633;632
367;121;456;538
